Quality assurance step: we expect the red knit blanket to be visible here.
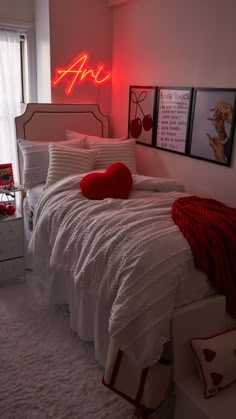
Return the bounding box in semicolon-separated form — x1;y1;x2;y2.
172;196;236;317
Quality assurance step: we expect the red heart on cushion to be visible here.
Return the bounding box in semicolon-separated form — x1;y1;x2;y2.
211;372;223;386
203;349;216;362
80;162;133;200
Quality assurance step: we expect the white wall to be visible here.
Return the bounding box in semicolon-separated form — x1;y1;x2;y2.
108;0;128;6
34;0;51;102
0;0;37;102
0;0;34;22
33;0;113;113
110;0;236;206
49;0;113;116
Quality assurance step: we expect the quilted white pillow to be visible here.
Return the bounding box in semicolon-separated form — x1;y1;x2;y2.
191;328;236;398
45;144;97;188
89;139;137;173
18;137;86;189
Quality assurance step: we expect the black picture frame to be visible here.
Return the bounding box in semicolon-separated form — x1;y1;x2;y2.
188;88;236;166
155;87;193;155
128;85;157;147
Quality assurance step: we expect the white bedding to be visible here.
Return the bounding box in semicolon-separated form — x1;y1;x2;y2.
29;174;215;368
23;184;45;269
27;183;45;209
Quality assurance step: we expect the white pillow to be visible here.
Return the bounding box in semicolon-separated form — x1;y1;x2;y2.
18;137;86;189
191;328;236;398
45;144;97;188
65;129;126;147
88;139;137;173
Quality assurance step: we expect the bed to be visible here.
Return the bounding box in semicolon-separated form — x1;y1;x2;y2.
15;103;235;415
16;103;109;269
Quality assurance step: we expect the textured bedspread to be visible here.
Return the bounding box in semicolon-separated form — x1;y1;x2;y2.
29;174;208;367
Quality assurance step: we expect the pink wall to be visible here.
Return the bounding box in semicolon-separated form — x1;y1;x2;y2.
35;0;51;103
49;0;113;117
110;0;236;207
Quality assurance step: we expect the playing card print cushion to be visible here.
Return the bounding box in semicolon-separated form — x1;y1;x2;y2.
191;328;236;398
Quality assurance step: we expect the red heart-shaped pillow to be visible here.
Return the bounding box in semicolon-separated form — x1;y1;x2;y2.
80;162;133;200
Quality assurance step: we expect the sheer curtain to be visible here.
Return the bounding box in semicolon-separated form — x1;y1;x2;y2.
0;30;22;183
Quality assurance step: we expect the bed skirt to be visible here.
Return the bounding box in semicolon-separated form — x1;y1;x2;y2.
34;267;173;410
39;267;111;367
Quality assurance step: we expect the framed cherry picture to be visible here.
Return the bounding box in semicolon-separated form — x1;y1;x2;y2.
0;163;14;187
128;86;157;146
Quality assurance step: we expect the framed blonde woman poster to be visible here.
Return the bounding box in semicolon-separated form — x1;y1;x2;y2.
188;88;236;166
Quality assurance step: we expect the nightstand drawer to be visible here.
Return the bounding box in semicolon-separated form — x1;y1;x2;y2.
0;239;24;261
0;258;25;281
0;218;23;240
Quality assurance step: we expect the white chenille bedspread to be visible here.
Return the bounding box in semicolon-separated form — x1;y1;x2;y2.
29;174;210;367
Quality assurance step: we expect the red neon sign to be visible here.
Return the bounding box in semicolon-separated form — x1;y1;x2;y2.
51;53;111;95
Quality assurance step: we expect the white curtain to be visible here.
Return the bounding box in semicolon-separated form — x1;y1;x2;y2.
0;30;22;183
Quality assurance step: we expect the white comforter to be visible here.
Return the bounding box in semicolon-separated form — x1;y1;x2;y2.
29;174;206;367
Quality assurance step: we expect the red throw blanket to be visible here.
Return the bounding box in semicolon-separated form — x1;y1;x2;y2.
172;196;236;317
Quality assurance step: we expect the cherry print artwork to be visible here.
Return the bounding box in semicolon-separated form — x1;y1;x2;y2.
130;90;153;138
143;113;153;131
128;86;156;146
130;115;142;139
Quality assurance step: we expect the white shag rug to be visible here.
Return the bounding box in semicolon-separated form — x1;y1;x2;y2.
0;277;134;419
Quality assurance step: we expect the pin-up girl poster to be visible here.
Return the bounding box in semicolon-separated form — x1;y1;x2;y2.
189;88;236;166
128;86;157;146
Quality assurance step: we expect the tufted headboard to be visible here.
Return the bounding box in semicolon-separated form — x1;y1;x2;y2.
15;103;109;185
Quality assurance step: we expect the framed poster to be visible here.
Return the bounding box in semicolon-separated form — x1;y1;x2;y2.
0;163;14;187
155;87;193;154
188;88;236;166
128;86;157;146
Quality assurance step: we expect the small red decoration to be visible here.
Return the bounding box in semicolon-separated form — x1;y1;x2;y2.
0;202;6;213
203;349;216;362
5;204;16;215
0;202;15;216
80;162;133;200
52;52;111;95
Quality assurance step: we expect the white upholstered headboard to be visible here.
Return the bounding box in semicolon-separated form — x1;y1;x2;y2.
15;103;109;141
15;103;109;185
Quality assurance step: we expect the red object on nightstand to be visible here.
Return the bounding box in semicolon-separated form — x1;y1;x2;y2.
5;204;16;215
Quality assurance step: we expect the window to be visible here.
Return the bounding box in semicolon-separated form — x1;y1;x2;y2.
0;28;30;182
20;34;26;104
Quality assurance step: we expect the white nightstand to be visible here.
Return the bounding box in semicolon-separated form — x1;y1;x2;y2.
0;190;25;282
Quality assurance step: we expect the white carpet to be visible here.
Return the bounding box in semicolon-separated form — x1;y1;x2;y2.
0;277;134;419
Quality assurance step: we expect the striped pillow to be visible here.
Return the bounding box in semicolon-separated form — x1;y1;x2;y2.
45;144;97;187
86;137;126;148
18;137;86;189
89;139;137;173
65;129;126;147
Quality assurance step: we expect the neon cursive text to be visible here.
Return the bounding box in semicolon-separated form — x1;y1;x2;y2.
51;53;111;95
